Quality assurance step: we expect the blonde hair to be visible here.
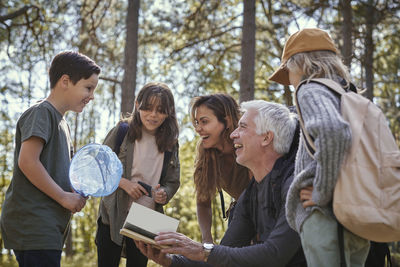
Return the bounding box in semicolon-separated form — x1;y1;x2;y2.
286;50;351;87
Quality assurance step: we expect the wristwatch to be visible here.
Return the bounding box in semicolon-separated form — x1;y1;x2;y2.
202;243;214;262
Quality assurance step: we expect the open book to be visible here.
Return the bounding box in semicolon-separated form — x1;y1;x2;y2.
120;202;180;249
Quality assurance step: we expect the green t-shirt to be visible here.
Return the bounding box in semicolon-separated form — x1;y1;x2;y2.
0;100;73;250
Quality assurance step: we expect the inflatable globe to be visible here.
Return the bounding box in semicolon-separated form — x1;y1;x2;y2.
69;143;122;197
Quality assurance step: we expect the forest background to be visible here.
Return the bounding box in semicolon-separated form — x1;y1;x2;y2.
1;0;399;266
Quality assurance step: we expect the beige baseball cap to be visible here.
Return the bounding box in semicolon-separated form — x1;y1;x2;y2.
268;28;339;85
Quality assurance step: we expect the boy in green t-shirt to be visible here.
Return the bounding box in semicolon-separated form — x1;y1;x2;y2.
0;51;101;267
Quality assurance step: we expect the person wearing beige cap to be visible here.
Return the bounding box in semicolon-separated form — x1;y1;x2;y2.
269;28;370;267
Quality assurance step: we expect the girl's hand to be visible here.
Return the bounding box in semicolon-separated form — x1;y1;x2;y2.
300;186;316;208
153;184;167;204
119;178;148;200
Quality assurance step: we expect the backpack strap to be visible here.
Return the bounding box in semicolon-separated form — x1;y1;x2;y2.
219;190;226;219
294;78;347;159
337;223;347;267
386;245;392;267
113;122;129;154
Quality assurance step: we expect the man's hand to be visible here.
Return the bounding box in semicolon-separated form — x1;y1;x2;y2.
153;184;167;204
156;232;207;262
119;178;148;200
300;186;316;208
135;240;172;267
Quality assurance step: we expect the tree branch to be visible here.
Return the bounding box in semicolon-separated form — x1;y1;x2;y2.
99;76;121;84
0;5;39;23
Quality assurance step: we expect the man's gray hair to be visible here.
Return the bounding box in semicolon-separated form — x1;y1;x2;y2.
240;100;298;154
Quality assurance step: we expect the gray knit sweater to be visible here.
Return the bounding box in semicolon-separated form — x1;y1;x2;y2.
285;81;352;233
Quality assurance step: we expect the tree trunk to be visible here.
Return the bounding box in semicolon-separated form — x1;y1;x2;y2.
340;0;353;69
239;0;256;103
364;0;374;101
121;0;140;114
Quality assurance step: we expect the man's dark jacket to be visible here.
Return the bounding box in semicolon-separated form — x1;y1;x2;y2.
172;125;306;267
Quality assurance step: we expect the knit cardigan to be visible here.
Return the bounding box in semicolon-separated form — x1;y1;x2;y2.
285;81;351;233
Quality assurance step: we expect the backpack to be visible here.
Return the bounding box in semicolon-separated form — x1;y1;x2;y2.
295;78;400;243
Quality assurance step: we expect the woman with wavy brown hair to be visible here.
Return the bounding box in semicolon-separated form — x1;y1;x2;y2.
190;93;251;243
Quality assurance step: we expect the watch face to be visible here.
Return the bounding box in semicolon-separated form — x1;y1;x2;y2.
203;243;214;250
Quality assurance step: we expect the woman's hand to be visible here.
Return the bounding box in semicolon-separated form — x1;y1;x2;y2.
300;186;316;208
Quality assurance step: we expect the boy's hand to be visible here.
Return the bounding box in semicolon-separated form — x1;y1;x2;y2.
60;192;87;213
153;184;167;204
119;178;148;200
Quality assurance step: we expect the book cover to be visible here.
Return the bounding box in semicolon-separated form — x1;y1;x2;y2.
120;202;180;249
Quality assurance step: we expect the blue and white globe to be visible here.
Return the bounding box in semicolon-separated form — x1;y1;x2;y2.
69;143;122;197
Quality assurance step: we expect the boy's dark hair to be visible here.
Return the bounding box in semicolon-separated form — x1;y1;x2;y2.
49;51;101;89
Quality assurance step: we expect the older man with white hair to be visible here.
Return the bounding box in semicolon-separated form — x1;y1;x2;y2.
136;100;306;267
